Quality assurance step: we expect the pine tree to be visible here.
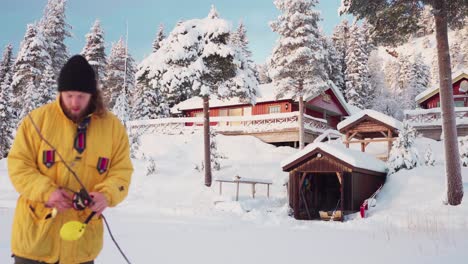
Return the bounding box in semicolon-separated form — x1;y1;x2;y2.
146;5;257;186
269;0;329;149
340;0;466;205
82;20;107;85
0;44;14;86
38;64;57;105
132;63;169;120
331;19;350;94
20;80;42;119
112;91;130;124
256;63;272;84
344;20;372;109
398;55;415;107
416;6;435;37
152;24;165;53
104;38;136;109
39;0;71;77
0;69;15;158
387;121;420;174
322;35;344;95
450;25;468;72
11;23;51;119
412;53;430;106
228;21;259;103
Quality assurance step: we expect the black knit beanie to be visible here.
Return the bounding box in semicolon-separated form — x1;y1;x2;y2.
58;55;97;94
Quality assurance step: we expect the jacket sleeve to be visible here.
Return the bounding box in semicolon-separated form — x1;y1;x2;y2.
8;117;57;203
93;118;133;207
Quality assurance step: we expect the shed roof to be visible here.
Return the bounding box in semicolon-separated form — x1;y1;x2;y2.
281;142;387;174
337;109;403;132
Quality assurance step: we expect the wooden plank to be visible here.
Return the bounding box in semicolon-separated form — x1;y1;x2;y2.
347;138;396;143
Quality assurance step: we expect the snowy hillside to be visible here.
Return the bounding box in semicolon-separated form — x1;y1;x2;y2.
376;28;467;86
1;132;468;263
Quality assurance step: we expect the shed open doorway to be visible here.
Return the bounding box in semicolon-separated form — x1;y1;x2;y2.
299;173;342;220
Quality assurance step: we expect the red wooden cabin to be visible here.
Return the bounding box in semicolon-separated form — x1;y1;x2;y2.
172;83;352;129
415;70;468;109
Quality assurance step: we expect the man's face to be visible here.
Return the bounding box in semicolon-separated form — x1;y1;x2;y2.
60;91;92;122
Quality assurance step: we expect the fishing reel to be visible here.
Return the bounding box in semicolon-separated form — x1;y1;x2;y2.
72;188;93;211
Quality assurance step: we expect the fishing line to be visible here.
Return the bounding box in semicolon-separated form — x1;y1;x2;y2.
26;113;132;264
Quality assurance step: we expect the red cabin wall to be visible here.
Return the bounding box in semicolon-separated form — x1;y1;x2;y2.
252;100;292;115
307;89;347;116
421;77;468;109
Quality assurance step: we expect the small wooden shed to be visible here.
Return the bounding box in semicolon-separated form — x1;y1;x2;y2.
337;110;402;160
281;143;387;221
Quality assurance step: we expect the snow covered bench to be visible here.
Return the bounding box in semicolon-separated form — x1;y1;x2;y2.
215;176;273;201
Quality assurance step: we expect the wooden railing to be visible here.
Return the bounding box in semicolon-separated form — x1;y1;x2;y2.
404;107;468;126
127;112;331;136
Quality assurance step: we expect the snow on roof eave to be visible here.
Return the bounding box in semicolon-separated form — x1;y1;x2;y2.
170;83;294;113
415;70;468;103
281;142;387;173
328;82;352;116
336;109;403;131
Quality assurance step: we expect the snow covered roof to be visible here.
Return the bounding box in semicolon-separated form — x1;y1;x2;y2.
415;69;468;103
281;142;387;173
337;109;403;131
313;129;343;143
171;82;352;115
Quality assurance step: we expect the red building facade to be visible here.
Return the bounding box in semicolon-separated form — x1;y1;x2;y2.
416;71;468;109
172;83;352;129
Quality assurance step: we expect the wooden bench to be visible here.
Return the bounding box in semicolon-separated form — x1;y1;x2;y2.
215;176;273;201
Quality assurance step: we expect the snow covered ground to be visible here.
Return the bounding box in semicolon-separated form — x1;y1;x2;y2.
1;132;468;264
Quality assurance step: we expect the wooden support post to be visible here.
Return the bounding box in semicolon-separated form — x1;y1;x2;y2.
346;132;350;148
387;129;393;158
340;173;344;217
267;184;270;198
252;183;256;199
219;181;222;195
361;142;365;152
236;181;240;201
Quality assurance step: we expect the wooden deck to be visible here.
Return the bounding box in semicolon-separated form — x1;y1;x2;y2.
127;112;332;144
404;108;468;140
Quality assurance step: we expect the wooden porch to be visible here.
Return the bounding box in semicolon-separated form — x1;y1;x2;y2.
127;112;332;145
404;107;468;140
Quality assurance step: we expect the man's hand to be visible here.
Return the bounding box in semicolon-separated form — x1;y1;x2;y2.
89;192;108;216
45;188;73;212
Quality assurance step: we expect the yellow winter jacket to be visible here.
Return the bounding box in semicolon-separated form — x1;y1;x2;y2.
8;96;133;264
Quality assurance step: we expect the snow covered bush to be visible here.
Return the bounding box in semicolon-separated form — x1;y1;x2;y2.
423;145;435;166
210;130;226;171
146;157;157;176
458;136;468;167
129;133;141;159
387;121;420;174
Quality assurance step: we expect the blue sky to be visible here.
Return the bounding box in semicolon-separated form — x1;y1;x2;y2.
0;0;348;64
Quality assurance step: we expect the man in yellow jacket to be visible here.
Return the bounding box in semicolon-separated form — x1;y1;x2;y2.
8;55;133;264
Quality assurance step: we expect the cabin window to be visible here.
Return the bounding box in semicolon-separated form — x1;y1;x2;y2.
454;100;464;107
268;105;281;114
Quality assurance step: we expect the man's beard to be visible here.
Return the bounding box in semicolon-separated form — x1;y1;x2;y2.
62;104;91;123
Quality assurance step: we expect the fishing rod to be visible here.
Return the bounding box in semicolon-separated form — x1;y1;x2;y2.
27;113;132;264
